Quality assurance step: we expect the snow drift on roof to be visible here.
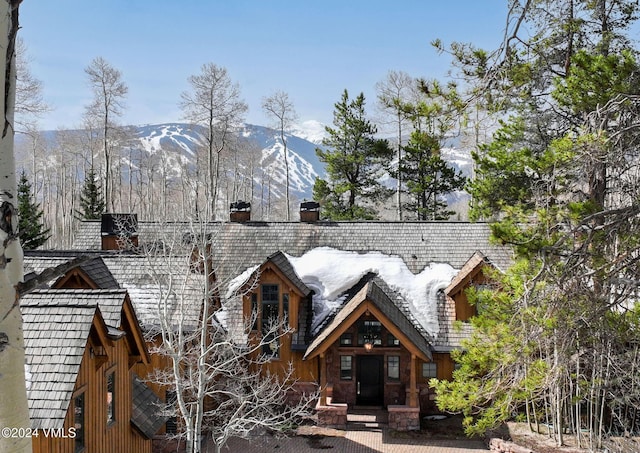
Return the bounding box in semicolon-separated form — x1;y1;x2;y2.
285;247;457;336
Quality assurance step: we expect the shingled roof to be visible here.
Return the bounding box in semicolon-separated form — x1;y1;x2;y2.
24;251;204;332
68;220;514;349
100;255;205;331
72;220;513;283
21;289;129;429
304;273;433;361
131;374;168;439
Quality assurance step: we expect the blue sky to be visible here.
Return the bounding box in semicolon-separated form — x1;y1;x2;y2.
20;1;508;131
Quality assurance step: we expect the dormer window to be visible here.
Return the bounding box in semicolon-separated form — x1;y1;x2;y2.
248;284;291;358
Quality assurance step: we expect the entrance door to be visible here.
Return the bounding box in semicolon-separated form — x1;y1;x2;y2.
356;355;383;406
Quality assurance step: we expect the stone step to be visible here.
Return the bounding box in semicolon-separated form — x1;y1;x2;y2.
347;420;388;430
347;409;389;430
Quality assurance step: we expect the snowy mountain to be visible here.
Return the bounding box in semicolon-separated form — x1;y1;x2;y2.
20;122;475;216
128;122;326;201
128;123;474;208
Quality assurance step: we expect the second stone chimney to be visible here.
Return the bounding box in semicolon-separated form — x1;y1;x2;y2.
230;201;251;222
101;213;138;250
299;201;320;222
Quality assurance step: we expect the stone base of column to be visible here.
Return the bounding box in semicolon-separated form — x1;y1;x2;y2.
315;400;348;430
388;405;420;431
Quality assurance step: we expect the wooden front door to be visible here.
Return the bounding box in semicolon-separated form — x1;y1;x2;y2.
356;355;383;406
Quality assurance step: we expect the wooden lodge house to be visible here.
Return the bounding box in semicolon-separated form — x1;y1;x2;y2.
20;286;162;453
20;206;510;451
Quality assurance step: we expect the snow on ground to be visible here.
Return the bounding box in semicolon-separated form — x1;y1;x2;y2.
285;247;458;337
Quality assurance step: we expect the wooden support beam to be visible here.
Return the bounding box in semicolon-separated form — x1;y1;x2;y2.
320;352;327;406
409;354;418;408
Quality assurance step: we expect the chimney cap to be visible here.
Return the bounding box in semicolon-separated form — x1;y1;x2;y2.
230;201;251;212
300;201;320;211
101;213;138;236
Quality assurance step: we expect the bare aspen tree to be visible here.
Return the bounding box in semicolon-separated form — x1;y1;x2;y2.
262;91;297;220
180;63;247;219
0;2;31;453
15;38;49;134
134;221;315;453
375;70;415;221
84;57;128;212
14;38;49;223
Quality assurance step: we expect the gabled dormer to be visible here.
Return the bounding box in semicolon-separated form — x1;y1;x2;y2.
445;251;496;322
53;256;120;289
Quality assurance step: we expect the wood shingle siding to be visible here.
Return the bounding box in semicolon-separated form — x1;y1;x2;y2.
21;299;97;429
21;289;153;453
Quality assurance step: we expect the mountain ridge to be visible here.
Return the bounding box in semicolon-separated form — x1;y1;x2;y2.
19;121;473;217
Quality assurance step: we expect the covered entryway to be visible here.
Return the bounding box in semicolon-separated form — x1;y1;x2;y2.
356;355;383;406
305;274;433;431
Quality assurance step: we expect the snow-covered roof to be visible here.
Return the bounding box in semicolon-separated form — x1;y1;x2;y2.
68;220;513;350
285;247;456;337
304;273;433;361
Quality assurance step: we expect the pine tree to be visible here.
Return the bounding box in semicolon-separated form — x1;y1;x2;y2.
76;166;106;220
313;89;393;220
17;170;50;250
434;1;640;444
399;130;465;220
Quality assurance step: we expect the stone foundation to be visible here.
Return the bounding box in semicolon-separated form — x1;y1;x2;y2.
387;405;420;431
286;381;319;406
315;400;348;430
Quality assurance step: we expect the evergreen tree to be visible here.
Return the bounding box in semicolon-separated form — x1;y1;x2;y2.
17;170;50;250
313;89;393;220
393;78;466;220
76;166;106;220
398;130;465;220
433;1;640;445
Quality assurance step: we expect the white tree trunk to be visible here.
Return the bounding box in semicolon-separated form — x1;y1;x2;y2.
0;2;30;453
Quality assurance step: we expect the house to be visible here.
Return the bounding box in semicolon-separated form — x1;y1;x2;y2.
23;247;205;452
66;208;511;431
20;288;163;453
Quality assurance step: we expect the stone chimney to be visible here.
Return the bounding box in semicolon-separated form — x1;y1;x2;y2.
229;201;251;222
299;201;320;222
101;213;138;250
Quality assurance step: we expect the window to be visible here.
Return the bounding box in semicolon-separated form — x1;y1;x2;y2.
422;362;437;379
387;333;400;347
250;293;258;331
340;356;353;380
261;284;279;331
387;356;400;380
283;293;289;326
106;369;116;425
261;284;280;357
340;333;353;346
251;284;292;358
74;392;85;453
357;320;382;347
165;390;177;434
473;284;492;316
